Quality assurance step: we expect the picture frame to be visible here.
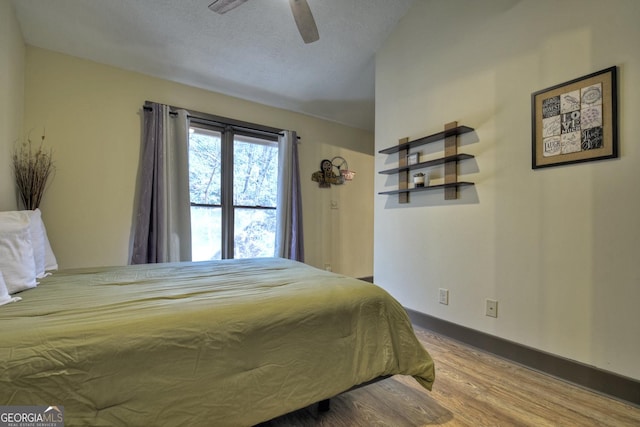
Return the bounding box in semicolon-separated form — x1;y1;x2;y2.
531;66;618;169
407;152;419;165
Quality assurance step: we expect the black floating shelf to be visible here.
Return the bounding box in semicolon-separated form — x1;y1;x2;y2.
378;182;474;196
378;125;474;155
378;153;475;175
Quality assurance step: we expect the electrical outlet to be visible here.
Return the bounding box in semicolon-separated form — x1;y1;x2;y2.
324;264;332;272
485;299;498;318
438;288;449;305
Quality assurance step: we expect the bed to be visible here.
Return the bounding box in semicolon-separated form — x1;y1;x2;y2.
0;257;435;426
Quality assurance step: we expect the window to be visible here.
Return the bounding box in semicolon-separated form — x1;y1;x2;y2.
189;120;279;261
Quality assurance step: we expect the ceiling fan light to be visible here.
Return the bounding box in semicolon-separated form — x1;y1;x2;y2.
208;0;249;14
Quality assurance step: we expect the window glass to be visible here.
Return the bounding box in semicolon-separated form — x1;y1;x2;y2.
189;127;221;206
233;208;276;258
191;206;222;261
233;135;278;207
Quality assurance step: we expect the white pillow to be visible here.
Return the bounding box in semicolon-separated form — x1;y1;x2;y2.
0;210;58;278
28;209;58;273
26;209;47;278
40;214;58;272
0;270;22;306
0;212;37;294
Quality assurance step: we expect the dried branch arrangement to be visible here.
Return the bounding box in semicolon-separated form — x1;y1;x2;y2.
12;132;55;210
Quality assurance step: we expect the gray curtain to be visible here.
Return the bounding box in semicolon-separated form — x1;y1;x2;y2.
275;130;304;261
130;102;191;264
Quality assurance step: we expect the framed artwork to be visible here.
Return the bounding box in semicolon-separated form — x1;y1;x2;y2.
531;66;618;169
407;153;419;165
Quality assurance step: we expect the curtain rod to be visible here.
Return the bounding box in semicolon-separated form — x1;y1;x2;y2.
142;104;300;140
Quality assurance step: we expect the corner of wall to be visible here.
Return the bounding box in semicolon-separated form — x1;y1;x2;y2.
0;0;26;211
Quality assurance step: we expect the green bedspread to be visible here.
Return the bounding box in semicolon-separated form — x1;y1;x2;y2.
0;258;434;426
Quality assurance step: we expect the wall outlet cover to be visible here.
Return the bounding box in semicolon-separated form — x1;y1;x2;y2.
486;299;498;318
439;288;449;305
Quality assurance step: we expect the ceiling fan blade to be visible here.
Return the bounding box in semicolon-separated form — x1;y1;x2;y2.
289;0;319;44
208;0;248;14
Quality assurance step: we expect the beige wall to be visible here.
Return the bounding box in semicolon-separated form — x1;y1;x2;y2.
375;0;640;380
23;47;374;277
0;0;25;211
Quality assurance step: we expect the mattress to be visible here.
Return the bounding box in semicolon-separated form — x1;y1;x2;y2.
0;258;435;426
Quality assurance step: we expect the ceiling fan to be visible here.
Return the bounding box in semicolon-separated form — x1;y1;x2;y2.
208;0;320;44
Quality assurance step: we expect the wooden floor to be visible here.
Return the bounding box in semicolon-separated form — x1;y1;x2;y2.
259;326;640;426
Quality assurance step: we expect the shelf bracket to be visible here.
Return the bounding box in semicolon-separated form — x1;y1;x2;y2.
398;137;409;204
444;121;458;200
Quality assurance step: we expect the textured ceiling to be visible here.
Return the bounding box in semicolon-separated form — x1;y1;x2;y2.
11;0;416;131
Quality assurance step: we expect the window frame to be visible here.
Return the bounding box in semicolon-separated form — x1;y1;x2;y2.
188;114;280;260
